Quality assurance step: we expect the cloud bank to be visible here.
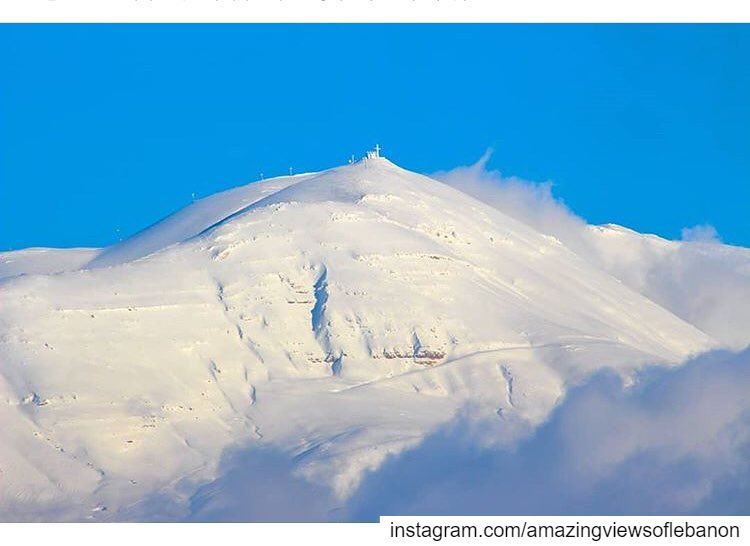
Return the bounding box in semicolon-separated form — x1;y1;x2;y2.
345;348;750;518
179;349;750;520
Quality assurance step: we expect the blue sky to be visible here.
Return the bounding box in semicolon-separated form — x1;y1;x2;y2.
1;24;748;250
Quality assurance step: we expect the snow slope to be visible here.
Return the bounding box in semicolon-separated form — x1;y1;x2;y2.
0;248;100;281
0;157;719;521
89;173;312;269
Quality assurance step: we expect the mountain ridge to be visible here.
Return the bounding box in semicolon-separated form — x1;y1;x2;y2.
0;156;732;520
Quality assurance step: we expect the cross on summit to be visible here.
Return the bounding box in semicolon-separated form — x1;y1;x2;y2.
365;144;383;160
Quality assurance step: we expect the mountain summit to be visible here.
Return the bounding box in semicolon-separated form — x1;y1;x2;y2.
0;157;716;520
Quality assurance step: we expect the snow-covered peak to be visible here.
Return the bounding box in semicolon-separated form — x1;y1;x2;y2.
88;157;412;268
0;156;721;520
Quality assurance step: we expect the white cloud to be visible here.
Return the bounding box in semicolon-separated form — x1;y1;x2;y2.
344;349;750;518
180;349;750;519
186;448;337;522
682;224;722;244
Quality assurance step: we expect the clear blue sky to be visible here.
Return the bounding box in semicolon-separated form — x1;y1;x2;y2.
1;24;748;250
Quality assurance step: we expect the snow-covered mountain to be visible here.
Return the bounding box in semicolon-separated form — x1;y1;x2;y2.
0;156;737;521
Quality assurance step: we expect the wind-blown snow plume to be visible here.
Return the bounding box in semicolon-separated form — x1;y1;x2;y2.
433;150;588;247
434;152;750;350
682;223;722;244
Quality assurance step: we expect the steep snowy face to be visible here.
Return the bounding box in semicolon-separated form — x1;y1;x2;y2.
189;158;712;367
0;157;715;521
